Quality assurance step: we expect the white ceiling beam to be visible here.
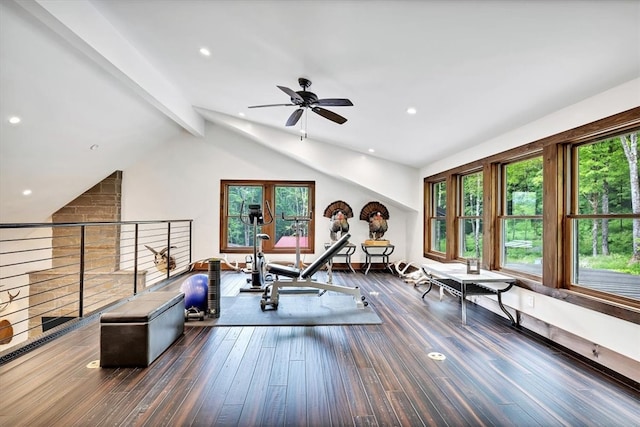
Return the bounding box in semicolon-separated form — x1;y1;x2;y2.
15;0;205;137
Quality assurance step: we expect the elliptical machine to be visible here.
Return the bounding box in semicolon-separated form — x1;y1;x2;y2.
240;201;273;292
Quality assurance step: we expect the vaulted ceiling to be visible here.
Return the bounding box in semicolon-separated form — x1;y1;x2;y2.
1;0;639;222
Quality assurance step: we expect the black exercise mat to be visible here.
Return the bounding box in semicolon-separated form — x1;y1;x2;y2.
184;294;381;326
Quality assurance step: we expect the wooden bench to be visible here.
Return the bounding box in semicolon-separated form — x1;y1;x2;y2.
100;291;185;367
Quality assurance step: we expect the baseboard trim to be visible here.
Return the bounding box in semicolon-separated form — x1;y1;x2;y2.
473;295;640;390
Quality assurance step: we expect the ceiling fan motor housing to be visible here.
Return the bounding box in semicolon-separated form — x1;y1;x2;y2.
294;91;318;106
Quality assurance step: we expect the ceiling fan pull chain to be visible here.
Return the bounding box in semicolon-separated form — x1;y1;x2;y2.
300;109;308;140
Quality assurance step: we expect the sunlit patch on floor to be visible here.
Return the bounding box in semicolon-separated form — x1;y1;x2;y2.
86;360;100;369
428;352;446;361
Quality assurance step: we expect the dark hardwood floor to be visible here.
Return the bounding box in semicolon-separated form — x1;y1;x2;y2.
1;270;638;426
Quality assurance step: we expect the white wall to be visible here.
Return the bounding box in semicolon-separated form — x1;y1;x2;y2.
121;122;409;267
416;79;640;366
420;78;640;178
196;109;422;212
120;79;639;372
500;287;639;362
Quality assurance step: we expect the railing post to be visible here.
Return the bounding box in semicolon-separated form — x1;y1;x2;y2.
189;220;193;266
133;224;139;295
79;225;85;318
166;222;171;280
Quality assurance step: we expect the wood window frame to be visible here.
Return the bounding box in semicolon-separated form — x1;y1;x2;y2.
220;179;315;254
424;179;450;260
457;170;484;260
423;107;640;323
565;135;640;308
497;154;545;280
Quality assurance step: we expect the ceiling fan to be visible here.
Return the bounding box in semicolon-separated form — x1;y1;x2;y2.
248;77;353;127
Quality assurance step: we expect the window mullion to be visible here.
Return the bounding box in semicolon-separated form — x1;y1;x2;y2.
542;144;563;288
485;163;499;269
446;174;457;260
262;184;275;251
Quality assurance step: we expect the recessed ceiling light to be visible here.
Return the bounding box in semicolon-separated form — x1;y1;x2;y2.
199;47;211;57
8;116;21;124
368;148;375;153
22;189;32;196
406;107;417;115
238;112;245;117
90;144;99;150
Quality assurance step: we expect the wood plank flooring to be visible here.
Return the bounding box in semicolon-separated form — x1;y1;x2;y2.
1;270;638;426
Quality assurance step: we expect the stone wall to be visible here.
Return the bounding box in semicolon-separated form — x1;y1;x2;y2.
51;171;122;271
27;171;143;337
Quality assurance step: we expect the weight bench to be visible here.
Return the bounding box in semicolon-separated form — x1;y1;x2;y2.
261;233;367;310
100;291;185;367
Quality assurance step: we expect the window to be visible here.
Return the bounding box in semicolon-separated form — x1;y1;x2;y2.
221;180;315;254
423;108;640;317
570;131;640;301
429;181;447;253
500;157;543;275
459;171;483;259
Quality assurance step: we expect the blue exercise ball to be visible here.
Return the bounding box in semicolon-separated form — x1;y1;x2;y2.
180;274;208;310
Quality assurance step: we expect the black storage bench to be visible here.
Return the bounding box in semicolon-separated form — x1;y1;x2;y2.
100;291;185;367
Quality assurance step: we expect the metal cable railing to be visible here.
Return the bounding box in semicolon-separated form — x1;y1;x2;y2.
0;220;192;361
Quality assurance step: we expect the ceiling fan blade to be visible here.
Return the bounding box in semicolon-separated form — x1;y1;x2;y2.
248;103;296;108
312;107;347;125
315;98;353;107
286;108;304;126
277;86;304;104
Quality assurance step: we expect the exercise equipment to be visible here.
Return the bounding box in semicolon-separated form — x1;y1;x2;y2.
207;258;221;318
281;212;312;269
240;201;273;292
180;274;208;321
273;212;317;295
260;233;367;310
